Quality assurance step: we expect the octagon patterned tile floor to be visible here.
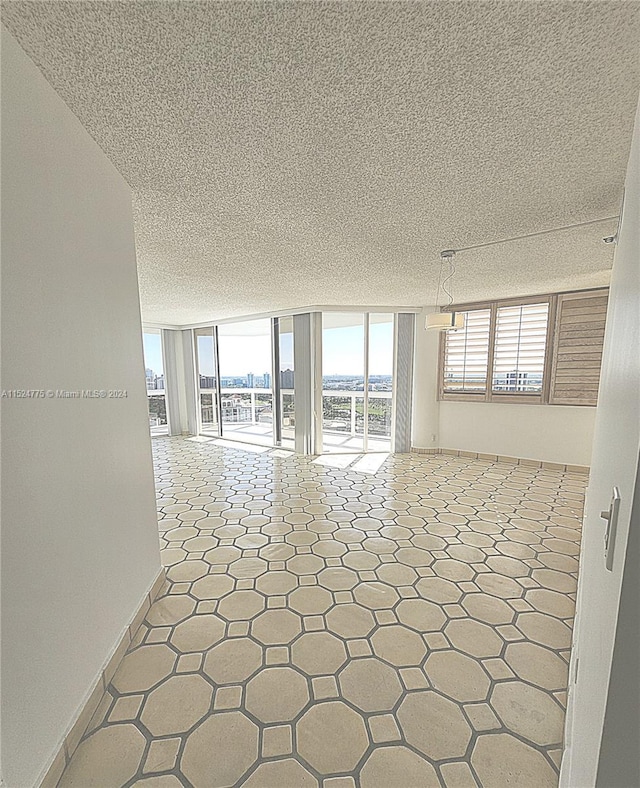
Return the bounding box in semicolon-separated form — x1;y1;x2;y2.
59;437;587;787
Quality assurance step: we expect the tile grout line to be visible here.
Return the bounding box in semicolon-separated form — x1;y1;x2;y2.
409;447;590;475
38;568;167;788
55;437;585;787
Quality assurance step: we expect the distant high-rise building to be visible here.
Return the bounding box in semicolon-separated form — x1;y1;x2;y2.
199;375;216;389
145;369;165;391
221;376;247;388
264;372;271;389
220;395;251;422
505;370;528;391
281;369;294;389
247;373;254;388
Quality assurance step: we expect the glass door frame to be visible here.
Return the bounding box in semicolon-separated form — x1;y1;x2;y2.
365;312;395;453
195;320;283;448
143;328;169;436
320;311;395;454
194;311;395;453
271;317;282;446
363;312;370;452
212;325;223;432
194;325;222;438
275;315;296;450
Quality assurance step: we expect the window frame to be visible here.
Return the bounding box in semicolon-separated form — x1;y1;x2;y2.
438;289;607;405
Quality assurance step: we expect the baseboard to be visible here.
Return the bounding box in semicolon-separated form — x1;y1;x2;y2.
410;446;589;475
38;567;167;788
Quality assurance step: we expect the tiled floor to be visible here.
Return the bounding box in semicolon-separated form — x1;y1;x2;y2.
59;437;586;787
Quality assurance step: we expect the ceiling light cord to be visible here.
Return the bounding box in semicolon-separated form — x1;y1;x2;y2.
427;214;617;333
434;253;445;308
441;215;619;256
426;251;464;331
440;254;456;308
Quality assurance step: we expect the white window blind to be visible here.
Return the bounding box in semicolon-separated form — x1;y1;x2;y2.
443;309;491;392
492;303;549;393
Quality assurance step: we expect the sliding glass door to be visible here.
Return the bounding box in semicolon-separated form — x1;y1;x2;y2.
367;314;394;451
193;312;394;453
217;319;274;447
322;313;365;452
321;313;393;453
278;316;295;450
143;330;168;436
195;327;219;436
194;317;295;449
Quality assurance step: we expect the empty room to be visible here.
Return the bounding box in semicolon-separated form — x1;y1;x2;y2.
1;2;639;787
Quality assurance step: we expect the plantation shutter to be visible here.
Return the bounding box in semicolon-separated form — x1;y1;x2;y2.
442;309;491;393
549;289;608;405
492;303;550;394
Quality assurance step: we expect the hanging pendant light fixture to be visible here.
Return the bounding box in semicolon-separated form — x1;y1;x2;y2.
424;215;620;331
425;250;465;331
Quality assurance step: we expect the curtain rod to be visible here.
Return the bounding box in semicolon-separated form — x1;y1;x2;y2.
441;215;619;257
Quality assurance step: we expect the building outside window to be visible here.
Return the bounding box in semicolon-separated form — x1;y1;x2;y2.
142;330;168;435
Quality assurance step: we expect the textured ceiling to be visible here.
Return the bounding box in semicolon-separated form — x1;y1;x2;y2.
2;1;639;326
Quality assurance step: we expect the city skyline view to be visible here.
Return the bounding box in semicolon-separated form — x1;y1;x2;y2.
197;371;393;391
142;332;164;380
194;320;394;377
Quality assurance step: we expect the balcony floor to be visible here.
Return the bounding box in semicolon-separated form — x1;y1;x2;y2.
201;421;391;453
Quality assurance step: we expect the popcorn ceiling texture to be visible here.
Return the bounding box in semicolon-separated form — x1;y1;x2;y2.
2;1;639;325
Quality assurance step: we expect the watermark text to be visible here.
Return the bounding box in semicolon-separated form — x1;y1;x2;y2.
1;389;129;399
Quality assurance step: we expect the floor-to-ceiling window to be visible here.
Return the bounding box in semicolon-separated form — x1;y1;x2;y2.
195;327;219;436
278;316;295;450
217;319;274;446
193;312;395;453
321;312;393;453
367;313;394;451
322;313;366;452
142;330;168;435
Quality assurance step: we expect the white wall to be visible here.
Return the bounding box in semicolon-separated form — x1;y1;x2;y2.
411;308;440;451
561;97;640;787
1;27;161;788
439;402;596;466
411;309;597;467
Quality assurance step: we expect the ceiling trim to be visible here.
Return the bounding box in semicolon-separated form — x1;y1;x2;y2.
143;304;424;332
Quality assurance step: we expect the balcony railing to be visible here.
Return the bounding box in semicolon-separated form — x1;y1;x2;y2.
322;390;392;438
200;387;279;426
147;391;168;435
199;387;391;439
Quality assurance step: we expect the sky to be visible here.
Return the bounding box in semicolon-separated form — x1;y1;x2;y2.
143;332;163;377
148;318;394;379
197;332;293;377
323;323;393;376
200;323;393;377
